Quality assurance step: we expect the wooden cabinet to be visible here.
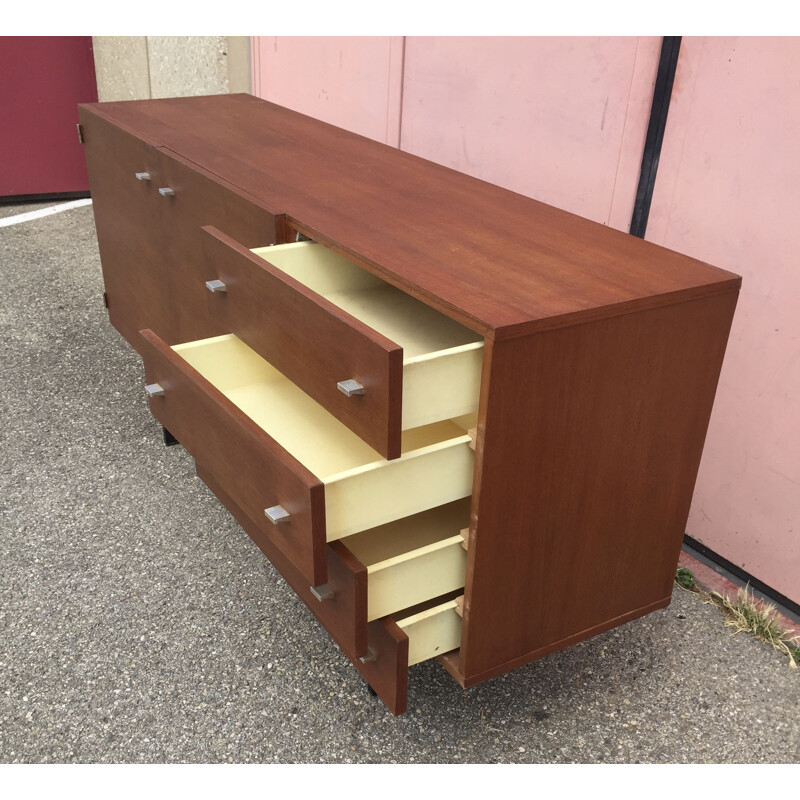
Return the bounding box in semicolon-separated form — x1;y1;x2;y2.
79;94;740;715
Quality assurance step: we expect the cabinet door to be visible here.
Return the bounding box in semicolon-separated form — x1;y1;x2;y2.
80;112;277;348
81;114;172;347
155;147;278;344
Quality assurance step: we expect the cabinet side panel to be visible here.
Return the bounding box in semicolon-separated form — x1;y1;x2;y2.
460;292;739;681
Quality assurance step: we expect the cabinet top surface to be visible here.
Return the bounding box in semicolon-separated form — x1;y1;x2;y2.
81;94;740;339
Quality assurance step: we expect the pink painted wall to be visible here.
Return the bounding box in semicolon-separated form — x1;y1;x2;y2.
399;37;660;227
251;36;800;603
251;36;404;145
647;37;800;602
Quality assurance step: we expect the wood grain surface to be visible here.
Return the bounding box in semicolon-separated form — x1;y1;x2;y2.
79;108;276;349
457;291;739;682
79;95;740;340
155;148;277;344
78;113;175;349
200;226;403;458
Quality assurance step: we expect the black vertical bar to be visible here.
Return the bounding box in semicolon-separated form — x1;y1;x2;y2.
629;36;682;238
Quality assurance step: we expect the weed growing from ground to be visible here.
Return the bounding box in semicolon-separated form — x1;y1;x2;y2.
675;566;697;591
705;587;800;669
675;567;800;669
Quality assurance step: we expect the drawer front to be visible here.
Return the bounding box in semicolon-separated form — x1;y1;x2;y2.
139;329;328;586
200;226;403;459
196;464;409;715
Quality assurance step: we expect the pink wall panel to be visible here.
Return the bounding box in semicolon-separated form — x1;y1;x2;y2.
647;37;800;602
251;37;404;145
399;37;660;227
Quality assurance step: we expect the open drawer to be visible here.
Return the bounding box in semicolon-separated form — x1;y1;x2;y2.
313;499;469;664
395;597;463;667
301;498;470;658
200;226;484;459
140;330;475;588
196;463;464;715
342;499;469;622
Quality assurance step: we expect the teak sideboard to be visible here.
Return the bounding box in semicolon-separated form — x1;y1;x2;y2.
79;94;740;715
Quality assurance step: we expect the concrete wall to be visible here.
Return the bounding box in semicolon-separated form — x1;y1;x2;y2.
250;36;800;604
92;36;249;102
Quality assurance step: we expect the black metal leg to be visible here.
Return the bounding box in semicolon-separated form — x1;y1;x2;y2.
163;426;179;447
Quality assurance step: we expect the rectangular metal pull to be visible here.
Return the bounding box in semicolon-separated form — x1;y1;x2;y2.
135;172;151;181
158;187;175;196
310;584;334;602
359;648;377;664
145;383;165;397
264;505;291;524
205;279;227;293
337;379;365;397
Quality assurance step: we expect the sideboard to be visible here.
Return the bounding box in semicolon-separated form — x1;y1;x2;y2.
79;94;740;714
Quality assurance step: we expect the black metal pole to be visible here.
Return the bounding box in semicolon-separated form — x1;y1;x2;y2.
629;36;682;238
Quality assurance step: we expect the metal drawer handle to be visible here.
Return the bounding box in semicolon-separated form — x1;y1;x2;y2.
158;187;175;197
145;383;165;397
264;505;291;525
359;648;377;664
205;279;227;293
310;584;334;602
135;172;151;181
337;379;365;397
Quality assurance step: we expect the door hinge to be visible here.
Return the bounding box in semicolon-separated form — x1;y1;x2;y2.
77;123;85;144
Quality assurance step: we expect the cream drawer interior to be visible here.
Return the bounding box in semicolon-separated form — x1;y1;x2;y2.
173;334;476;540
251;241;484;430
395;598;463;667
344;499;469;621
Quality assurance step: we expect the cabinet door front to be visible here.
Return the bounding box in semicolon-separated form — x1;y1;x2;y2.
152;148;278;345
80;112;172;349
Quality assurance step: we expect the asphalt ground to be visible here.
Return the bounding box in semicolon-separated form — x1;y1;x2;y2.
1;200;798;764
